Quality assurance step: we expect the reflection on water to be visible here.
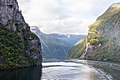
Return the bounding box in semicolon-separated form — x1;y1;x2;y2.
0;66;42;80
0;60;120;80
42;62;111;80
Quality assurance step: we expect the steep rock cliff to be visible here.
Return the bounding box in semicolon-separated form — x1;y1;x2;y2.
68;3;120;61
0;0;42;69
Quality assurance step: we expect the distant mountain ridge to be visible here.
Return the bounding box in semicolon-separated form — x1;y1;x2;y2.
49;33;86;47
31;26;86;59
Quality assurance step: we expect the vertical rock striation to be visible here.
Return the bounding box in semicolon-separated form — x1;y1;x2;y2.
0;0;42;69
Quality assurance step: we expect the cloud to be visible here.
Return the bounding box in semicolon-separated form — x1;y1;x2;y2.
17;0;120;34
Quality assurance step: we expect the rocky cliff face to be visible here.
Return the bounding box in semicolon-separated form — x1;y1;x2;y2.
0;0;42;69
0;0;25;30
68;3;120;61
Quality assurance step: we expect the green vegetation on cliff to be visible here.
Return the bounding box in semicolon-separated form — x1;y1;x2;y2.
68;39;86;58
68;3;120;61
0;24;38;69
0;0;41;69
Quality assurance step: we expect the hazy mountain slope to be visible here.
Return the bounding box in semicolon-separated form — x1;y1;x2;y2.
50;34;86;47
31;26;86;59
68;3;120;61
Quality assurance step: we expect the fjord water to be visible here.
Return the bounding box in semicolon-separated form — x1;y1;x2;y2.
0;66;42;80
0;60;120;80
42;60;120;80
42;60;112;80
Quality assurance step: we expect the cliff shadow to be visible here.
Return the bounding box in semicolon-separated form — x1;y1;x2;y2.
0;66;42;80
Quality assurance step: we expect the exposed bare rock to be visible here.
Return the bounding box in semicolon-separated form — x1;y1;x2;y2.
0;0;42;68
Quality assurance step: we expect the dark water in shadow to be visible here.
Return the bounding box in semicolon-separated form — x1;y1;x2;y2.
0;66;42;80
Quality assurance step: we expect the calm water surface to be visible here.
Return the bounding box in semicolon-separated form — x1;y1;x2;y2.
0;60;120;80
42;61;111;80
0;66;42;80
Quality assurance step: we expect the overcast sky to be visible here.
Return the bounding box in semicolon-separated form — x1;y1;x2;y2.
17;0;120;35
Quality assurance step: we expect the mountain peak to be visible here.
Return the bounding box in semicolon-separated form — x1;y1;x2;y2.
110;2;120;8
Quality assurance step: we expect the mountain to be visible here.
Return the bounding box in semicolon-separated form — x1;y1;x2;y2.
68;3;120;61
49;33;86;47
0;0;42;69
31;26;86;59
